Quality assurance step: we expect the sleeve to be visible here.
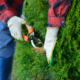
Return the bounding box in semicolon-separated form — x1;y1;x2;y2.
48;0;72;27
0;0;24;24
0;1;15;24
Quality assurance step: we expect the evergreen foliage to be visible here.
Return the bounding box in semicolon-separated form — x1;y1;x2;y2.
14;0;80;80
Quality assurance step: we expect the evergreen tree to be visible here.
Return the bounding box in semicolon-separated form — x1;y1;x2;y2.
14;0;80;80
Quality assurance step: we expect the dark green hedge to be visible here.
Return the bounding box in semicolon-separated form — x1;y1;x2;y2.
14;0;80;80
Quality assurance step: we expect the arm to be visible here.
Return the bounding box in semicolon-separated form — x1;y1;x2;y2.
0;0;24;24
48;0;72;27
44;0;72;65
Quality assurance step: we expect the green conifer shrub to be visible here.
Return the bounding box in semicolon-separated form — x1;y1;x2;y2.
14;0;80;80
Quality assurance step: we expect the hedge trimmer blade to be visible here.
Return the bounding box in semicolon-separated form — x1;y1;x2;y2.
29;36;40;48
32;38;46;54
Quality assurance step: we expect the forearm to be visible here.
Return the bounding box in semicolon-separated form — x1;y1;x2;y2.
0;0;24;24
48;0;72;28
0;3;15;24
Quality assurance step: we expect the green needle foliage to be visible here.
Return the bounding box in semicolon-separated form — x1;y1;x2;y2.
14;0;80;80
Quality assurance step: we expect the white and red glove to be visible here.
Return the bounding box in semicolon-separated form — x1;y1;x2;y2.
44;27;59;65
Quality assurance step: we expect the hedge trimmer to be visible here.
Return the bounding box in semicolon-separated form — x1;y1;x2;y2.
22;24;46;54
22;24;39;48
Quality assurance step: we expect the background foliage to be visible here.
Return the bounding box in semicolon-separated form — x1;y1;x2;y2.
14;0;80;80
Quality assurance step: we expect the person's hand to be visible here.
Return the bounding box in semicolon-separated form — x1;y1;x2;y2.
44;27;59;65
7;16;26;40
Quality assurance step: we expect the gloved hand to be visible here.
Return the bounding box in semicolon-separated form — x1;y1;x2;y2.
7;16;26;40
44;27;59;65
